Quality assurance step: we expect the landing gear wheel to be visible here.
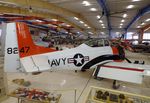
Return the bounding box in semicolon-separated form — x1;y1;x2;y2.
112;80;120;89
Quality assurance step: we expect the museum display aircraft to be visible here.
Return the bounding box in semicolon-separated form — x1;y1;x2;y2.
1;22;150;89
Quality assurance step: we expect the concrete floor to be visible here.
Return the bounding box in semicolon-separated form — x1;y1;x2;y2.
1;51;150;103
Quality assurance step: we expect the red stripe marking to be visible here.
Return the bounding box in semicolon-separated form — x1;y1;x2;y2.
101;65;144;72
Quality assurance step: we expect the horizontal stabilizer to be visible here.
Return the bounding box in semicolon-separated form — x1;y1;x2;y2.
20;55;50;72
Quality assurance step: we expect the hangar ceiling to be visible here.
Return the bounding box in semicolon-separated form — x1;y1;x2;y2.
0;0;149;37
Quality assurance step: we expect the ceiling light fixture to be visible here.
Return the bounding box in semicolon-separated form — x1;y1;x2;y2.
137;26;141;28
36;20;42;22
97;15;101;19
84;24;88;26
102;26;106;28
123;14;127;18
132;0;141;2
88;32;93;34
126;5;135;9
116;32;120;35
101;24;104;26
141;22;145;25
101;32;105;35
99;20;103;23
145;18;150;22
51;19;58;21
120;23;123;25
90;8;97;11
121;19;125;22
119;26;122;28
87;26;91;28
80;21;84;24
82;1;91;6
74;17;79;20
66;24;71;27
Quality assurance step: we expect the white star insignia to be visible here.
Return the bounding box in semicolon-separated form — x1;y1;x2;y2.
75;55;83;65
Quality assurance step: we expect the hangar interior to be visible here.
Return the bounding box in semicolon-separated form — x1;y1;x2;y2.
0;0;150;103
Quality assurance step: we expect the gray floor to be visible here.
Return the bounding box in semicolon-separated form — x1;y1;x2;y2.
1;51;150;103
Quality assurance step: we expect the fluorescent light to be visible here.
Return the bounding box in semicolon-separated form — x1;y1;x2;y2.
120;23;123;25
36;20;42;22
137;26;141;28
119;26;122;28
82;1;91;6
74;17;79;20
123;14;127;18
87;26;91;28
121;19;125;22
66;24;71;27
84;24;88;26
80;21;84;24
101;24;104;26
116;32;120;35
97;15;101;19
101;32;105;35
126;5;135;9
132;0;141;1
90;8;97;11
99;20;103;23
102;26;106;28
145;18;150;22
52;19;58;21
141;23;145;25
88;32;93;34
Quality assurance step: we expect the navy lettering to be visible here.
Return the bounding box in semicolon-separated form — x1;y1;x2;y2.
62;58;66;65
49;58;66;67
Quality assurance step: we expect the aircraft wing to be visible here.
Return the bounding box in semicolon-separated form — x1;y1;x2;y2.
20;55;50;72
93;62;150;84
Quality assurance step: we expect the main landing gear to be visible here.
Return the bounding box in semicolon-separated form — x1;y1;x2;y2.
112;80;120;89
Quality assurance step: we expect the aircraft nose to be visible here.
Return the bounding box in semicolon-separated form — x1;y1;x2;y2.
111;46;119;55
111;46;125;62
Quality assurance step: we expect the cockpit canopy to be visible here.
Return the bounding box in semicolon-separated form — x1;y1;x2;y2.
84;39;110;47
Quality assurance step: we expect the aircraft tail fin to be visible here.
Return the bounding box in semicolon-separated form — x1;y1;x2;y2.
3;22;56;72
16;22;56;58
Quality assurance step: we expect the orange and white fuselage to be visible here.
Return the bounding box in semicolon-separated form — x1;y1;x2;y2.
2;22;121;72
1;22;150;84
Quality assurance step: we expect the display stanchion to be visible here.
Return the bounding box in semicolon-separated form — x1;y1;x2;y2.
74;88;77;103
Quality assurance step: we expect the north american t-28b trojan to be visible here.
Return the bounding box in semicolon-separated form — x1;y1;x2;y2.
1;22;150;88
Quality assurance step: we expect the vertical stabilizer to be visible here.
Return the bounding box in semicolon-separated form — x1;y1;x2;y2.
3;22;56;72
16;22;56;58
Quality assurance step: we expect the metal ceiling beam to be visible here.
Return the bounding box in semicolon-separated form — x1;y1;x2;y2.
125;5;150;31
139;24;150;43
97;0;111;37
0;0;95;30
0;6;83;31
141;24;150;32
